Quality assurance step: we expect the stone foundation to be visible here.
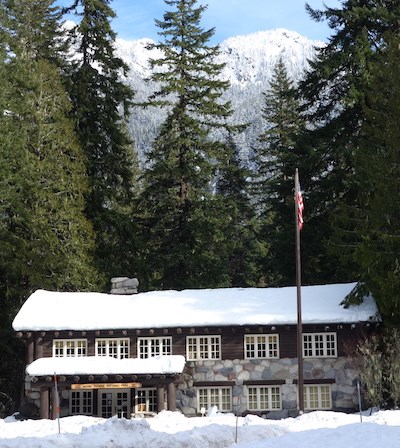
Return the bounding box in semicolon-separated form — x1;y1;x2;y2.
22;356;359;418
175;357;359;416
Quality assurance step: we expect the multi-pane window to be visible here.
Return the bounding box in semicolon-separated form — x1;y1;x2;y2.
138;337;172;359
95;338;130;359
53;339;87;357
303;333;337;358
247;386;281;411
135;388;158;413
304;385;332;410
187;336;221;360
245;335;279;359
70;390;93;415
197;387;232;412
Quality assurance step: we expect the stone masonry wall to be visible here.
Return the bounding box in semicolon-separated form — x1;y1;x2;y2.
175;357;360;416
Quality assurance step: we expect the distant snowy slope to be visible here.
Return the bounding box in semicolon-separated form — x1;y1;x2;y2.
114;29;323;162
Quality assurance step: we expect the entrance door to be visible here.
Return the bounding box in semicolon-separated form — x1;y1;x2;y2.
98;389;130;418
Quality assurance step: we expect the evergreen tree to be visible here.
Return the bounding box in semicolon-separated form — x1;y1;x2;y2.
0;0;101;411
252;58;331;286
0;0;101;296
299;0;400;282
66;0;140;285
353;33;400;324
138;0;238;289
215;134;264;287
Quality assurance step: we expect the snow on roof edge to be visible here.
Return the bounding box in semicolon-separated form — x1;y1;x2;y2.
12;283;380;332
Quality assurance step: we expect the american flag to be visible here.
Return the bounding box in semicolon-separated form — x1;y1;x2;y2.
297;183;304;231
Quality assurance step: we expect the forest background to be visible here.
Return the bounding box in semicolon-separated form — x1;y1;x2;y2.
0;0;399;414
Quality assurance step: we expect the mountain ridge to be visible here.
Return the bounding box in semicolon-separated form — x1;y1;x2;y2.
114;28;322;162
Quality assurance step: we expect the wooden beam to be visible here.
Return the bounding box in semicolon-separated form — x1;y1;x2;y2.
167;383;176;411
40;388;50;419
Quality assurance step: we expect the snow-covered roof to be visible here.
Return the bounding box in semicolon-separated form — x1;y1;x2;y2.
26;355;186;377
12;283;379;332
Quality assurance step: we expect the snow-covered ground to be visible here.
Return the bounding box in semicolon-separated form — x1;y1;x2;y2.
1;409;399;448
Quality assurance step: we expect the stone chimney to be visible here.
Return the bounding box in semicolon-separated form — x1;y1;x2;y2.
110;277;139;295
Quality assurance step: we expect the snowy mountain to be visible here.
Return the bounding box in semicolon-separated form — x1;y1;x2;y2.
115;29;323;162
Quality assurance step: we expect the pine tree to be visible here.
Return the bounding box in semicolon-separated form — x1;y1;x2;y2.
253;58;315;286
0;0;101;412
138;0;238;289
215;134;264;286
299;0;400;282
353;33;400;324
0;0;102;295
66;0;140;285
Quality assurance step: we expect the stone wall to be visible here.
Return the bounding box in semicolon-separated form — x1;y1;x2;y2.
175;356;360;416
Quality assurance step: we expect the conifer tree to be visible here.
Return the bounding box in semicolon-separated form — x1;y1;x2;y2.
0;0;101;411
1;0;101;295
215;134;264;286
353;33;400;324
253;59;310;285
66;0;140;285
138;0;238;289
299;0;400;283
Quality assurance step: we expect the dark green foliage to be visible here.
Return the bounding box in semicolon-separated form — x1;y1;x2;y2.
66;0;141;285
253;58;304;286
352;33;400;324
0;0;102;412
215;134;265;286
138;0;245;289
300;0;400;285
252;58;334;286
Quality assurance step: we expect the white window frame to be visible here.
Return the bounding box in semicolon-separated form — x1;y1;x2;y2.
70;390;93;415
247;385;282;411
304;384;332;410
95;338;130;359
135;388;158;413
303;332;337;358
137;337;172;359
186;335;221;361
197;387;232;412
244;334;279;359
53;339;87;357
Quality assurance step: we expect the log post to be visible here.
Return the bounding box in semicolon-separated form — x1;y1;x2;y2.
167;383;176;411
157;385;164;412
40;388;50;419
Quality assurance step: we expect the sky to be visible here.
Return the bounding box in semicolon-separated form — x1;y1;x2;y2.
1;408;400;448
57;0;342;44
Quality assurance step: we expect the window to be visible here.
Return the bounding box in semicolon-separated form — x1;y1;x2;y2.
135;388;157;413
187;336;221;360
95;338;130;359
247;386;281;411
197;387;232;412
70;390;93;415
303;333;337;358
138;337;172;358
304;385;332;410
245;334;279;359
53;339;87;357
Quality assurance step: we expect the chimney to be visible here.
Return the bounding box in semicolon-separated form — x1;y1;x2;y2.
110;277;139;295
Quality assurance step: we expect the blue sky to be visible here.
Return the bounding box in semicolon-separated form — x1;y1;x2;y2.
58;0;342;43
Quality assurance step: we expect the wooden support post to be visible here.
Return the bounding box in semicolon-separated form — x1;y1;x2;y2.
35;337;43;359
27;338;34;364
157;385;165;413
167;383;176;412
40;388;50;419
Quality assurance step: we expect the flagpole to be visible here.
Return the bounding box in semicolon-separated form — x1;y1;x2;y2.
294;168;304;413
